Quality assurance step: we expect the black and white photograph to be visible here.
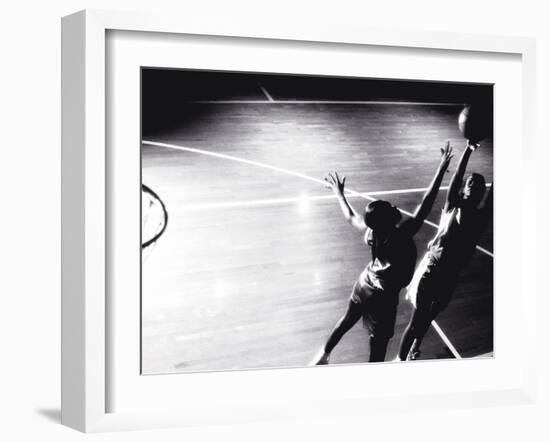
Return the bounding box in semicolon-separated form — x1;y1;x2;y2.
140;69;493;375
2;0;545;438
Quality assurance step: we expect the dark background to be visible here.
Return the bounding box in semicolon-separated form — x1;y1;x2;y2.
142;69;493;136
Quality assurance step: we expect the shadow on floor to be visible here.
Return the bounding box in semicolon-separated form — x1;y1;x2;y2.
35;407;61;423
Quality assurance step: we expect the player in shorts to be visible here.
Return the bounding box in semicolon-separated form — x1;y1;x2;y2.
312;142;454;364
397;141;493;361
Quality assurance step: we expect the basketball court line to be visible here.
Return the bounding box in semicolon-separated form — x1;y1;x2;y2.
258;83;274;102
173;184;492;211
143;140;492;258
190;100;466;106
142;139;492;360
473;351;494;358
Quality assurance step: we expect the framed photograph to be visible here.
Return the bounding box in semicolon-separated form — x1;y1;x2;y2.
61;9;537;432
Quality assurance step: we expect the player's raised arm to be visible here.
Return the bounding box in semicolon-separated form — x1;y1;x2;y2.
445;141;477;210
324;171;367;233
407;142;454;235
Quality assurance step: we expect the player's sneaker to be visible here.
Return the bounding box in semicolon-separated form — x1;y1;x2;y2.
311;350;330;365
407;349;421;361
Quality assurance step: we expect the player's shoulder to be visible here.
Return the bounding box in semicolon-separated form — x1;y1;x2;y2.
395;216;417;237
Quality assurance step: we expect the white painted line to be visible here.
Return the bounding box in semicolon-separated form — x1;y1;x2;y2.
362;195;494;258
258;84;274;102
472;351;493;358
144;139;494;359
389;206;493;257
176;194;335;211
173;193;397;211
430;321;462;359
363;186;445;196
172;193;434;211
359;182;491;196
475;245;493;257
143;140;493;258
172;184;494;212
143;140;328;187
190;100;465;106
176;185;494;212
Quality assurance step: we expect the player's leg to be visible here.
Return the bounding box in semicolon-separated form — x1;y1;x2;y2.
398;315;417;360
369;335;390;362
365;292;397;362
397;266;439;360
411;276;459;358
324;300;363;352
312;298;363;365
407;310;433;359
398;306;432;360
409;290;454;357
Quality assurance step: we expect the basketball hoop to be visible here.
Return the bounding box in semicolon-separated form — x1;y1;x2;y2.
142;184;168;252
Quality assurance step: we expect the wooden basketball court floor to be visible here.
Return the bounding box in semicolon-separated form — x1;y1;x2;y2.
141;79;493;375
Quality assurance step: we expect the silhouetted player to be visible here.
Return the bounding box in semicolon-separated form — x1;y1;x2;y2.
312;143;454;364
397;142;493;361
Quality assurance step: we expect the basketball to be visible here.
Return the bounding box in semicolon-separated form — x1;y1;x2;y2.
458;105;490;143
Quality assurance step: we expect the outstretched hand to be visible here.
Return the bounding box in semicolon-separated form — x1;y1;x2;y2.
438;141;454;172
324;171;346;196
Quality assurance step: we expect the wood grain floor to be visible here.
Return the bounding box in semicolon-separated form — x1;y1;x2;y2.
141;101;493;374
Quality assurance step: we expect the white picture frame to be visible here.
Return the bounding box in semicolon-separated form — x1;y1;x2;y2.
61;9;538;433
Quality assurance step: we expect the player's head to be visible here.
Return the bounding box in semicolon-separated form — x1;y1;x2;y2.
364;200;401;232
461;173;486;206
